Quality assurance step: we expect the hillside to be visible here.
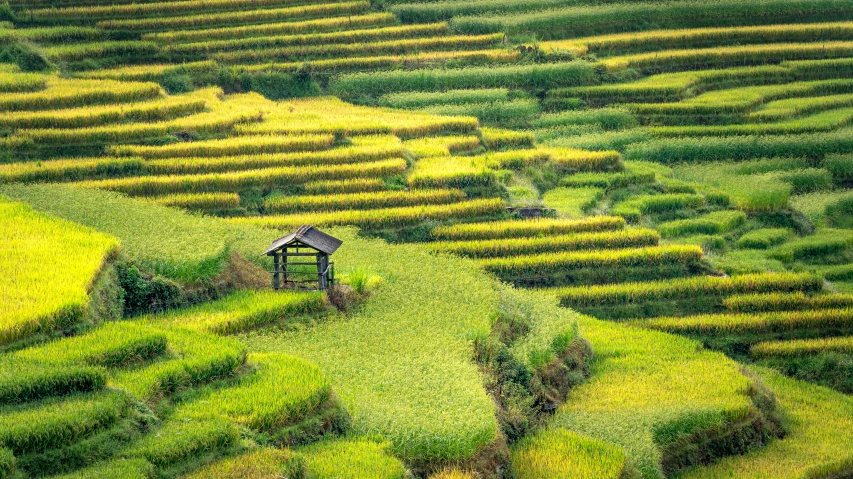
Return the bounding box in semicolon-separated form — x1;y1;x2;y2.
1;0;853;477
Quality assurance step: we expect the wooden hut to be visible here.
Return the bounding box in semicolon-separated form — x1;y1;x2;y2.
265;225;342;291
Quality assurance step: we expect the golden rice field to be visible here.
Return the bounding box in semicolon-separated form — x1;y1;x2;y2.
1;0;853;476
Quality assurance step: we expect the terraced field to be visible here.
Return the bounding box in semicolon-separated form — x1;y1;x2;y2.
1;0;853;477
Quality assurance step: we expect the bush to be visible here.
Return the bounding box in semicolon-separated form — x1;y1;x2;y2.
824;154;853;183
736;228;791;249
117;263;185;317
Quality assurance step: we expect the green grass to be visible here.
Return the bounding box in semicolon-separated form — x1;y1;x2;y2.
657;211;746;238
0;184;230;284
542;186;604;218
239;229;503;463
736;228;791;249
15;322;167;368
0;196;118;344
550;314;764;479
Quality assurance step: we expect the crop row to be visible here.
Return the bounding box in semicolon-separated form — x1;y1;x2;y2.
43;41;158;62
152;192;241;210
624;127;853;163
144;12;396;43
97;1;370;31
403;134;481;158
211;33;505;63
724;292;853;313
748;93;853;121
0;142;401;183
555;272;823;307
480;244;703;277
5;106;262;148
1;198;118;345
651;108;853;138
237;48;520;74
236;96;480;138
450;0;853;39
601;41;853;74
0;79;161;111
540;22;853;57
627;79;853;116
76;158;407;196
552;58;853;105
751;336;853;357
232;197;505;230
265;188;465;213
112;134;334;159
658;211;746;237
432;216;625;240
636;308;853;334
428;228;660;258
28;0;318;20
330;61;597;98
0;95;206;130
0;72;48;93
164;23;450;55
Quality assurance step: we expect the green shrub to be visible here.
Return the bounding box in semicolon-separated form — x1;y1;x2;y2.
658;210;746;237
736;228;791;249
824;154;853;183
768;229;853;262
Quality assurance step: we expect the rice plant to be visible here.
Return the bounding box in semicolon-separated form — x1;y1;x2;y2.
0;197;118;344
556;272;823;307
264;189;466;213
431;216;626;240
233;198;505;230
429;228;660;259
480;244;703;277
724;292;853;313
511;428;627;479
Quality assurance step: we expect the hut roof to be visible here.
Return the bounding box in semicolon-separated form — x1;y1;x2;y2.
264;225;342;255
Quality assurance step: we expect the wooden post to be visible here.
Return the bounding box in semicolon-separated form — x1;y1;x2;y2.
272;251;281;290
317;253;326;290
282;246;289;286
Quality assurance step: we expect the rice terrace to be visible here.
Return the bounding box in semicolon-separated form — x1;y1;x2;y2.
2;0;853;476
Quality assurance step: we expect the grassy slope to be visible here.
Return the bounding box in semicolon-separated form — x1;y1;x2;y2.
551;315;761;479
678;367;853;479
240;227;502;463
